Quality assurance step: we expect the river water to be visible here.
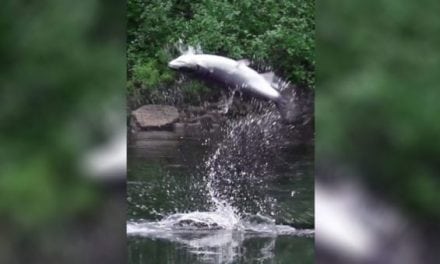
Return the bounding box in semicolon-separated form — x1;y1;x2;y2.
127;109;314;264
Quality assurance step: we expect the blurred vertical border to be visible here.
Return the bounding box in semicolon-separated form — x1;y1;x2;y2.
0;1;126;263
316;0;440;263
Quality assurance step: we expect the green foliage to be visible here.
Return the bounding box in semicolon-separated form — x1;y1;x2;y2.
318;0;440;221
180;81;210;102
0;0;124;231
132;59;174;88
127;0;315;107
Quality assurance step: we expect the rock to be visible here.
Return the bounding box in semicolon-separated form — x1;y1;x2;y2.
185;105;206;115
132;131;179;141
131;105;179;130
173;122;186;135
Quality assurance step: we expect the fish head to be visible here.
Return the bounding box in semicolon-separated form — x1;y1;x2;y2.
168;54;199;71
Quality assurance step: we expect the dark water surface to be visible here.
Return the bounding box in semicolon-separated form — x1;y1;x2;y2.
129;234;313;264
128;114;314;264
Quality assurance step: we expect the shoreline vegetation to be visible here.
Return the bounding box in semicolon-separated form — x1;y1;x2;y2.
127;0;315;111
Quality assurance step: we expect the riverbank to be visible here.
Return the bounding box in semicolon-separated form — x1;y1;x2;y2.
129;83;314;143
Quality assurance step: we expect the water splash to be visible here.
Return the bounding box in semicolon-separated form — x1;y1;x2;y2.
203;110;285;216
128;106;313;263
176;39;203;55
128;212;312;263
128;46;313;262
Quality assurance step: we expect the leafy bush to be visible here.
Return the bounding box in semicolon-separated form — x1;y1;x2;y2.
318;0;440;221
132;59;174;88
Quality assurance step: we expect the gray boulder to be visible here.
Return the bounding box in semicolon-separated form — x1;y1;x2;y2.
131;105;179;130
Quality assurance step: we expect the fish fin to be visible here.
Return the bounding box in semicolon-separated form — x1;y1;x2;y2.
260;71;276;84
237;59;250;66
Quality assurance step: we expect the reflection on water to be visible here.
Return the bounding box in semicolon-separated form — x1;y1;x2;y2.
128;208;313;263
129;230;313;264
128;108;314;263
